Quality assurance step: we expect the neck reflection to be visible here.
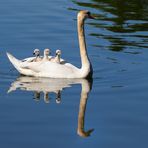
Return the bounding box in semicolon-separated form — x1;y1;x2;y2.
77;78;94;137
8;76;94;137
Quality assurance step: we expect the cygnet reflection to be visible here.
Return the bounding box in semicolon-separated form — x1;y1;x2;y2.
8;76;75;104
33;91;41;101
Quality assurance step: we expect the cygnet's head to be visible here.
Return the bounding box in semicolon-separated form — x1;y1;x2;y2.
44;48;51;56
77;10;94;21
56;49;61;56
33;49;40;56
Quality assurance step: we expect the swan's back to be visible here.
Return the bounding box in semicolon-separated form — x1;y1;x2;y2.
23;61;80;78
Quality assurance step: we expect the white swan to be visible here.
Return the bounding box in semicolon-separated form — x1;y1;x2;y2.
7;10;94;78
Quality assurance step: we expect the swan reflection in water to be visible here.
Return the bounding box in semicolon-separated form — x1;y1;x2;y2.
8;76;71;103
8;76;94;137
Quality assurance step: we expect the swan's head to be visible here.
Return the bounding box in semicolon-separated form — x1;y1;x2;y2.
77;10;94;21
33;49;40;56
44;48;51;56
56;49;61;56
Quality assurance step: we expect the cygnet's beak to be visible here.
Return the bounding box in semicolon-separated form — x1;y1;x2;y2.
33;52;35;55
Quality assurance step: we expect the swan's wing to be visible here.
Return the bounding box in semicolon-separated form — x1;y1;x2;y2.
22;61;80;78
22;57;35;62
64;62;79;70
60;58;67;64
20;61;43;73
22;56;45;62
22;55;66;64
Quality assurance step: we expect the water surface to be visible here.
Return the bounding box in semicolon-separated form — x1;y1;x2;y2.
0;0;148;148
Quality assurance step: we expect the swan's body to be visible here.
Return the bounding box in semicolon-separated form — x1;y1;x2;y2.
7;10;93;78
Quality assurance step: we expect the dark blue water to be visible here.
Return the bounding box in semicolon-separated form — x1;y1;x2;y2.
0;0;148;147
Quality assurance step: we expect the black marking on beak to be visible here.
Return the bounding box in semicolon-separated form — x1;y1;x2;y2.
88;15;95;19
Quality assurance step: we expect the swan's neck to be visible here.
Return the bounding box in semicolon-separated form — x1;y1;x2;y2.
78;17;91;77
